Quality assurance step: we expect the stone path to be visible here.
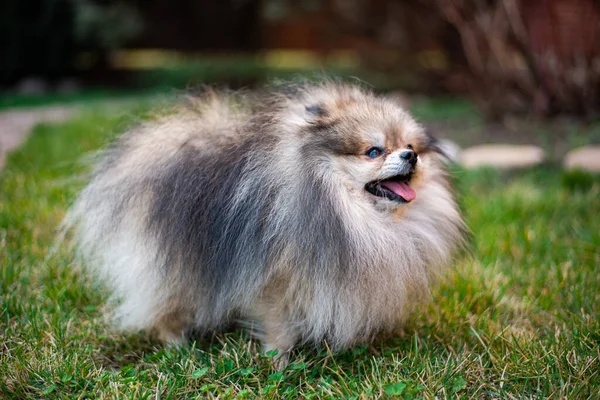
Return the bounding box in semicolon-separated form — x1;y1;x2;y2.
1;104;599;173
457;143;600;172
0;106;75;169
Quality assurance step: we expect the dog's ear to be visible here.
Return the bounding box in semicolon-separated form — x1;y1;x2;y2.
426;132;446;156
424;129;460;163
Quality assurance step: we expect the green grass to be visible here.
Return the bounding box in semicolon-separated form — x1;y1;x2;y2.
0;89;156;111
1;104;599;399
410;97;481;124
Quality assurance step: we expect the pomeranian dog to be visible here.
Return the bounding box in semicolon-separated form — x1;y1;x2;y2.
66;81;464;364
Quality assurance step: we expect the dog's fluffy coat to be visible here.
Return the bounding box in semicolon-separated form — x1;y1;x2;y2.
66;81;464;359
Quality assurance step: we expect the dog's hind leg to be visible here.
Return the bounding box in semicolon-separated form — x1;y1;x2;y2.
153;297;193;345
260;312;298;369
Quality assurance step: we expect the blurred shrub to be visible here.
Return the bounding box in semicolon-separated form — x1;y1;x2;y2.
329;0;600;118
73;0;143;50
431;0;599;118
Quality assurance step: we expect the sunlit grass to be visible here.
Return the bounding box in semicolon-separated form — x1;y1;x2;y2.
1;104;599;398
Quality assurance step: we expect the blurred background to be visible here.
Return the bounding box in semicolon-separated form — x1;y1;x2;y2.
1;0;600;126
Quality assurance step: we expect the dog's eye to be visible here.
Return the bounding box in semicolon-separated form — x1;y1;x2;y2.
366;147;384;158
407;144;414;150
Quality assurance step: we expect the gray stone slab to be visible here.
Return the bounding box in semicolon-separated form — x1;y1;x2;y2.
461;144;544;169
564;146;600;172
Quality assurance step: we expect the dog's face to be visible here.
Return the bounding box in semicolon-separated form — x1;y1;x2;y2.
302;93;443;212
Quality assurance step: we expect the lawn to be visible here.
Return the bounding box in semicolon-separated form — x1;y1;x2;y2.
1;100;599;399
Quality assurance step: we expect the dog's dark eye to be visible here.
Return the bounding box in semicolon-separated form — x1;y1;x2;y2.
366;147;384;158
407;144;413;150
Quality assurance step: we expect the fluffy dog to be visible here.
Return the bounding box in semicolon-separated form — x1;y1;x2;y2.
66;81;465;363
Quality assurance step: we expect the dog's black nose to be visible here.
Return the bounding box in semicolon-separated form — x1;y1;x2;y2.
400;150;418;166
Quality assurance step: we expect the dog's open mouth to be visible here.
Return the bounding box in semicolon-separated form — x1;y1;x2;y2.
365;173;416;203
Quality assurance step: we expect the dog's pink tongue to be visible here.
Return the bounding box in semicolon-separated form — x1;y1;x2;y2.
381;181;416;202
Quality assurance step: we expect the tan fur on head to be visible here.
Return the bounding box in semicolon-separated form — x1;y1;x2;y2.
64;80;465;364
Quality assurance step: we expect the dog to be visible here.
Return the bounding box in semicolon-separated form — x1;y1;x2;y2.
65;81;465;365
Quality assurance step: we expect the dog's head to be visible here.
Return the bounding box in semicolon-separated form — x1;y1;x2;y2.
292;84;446;212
